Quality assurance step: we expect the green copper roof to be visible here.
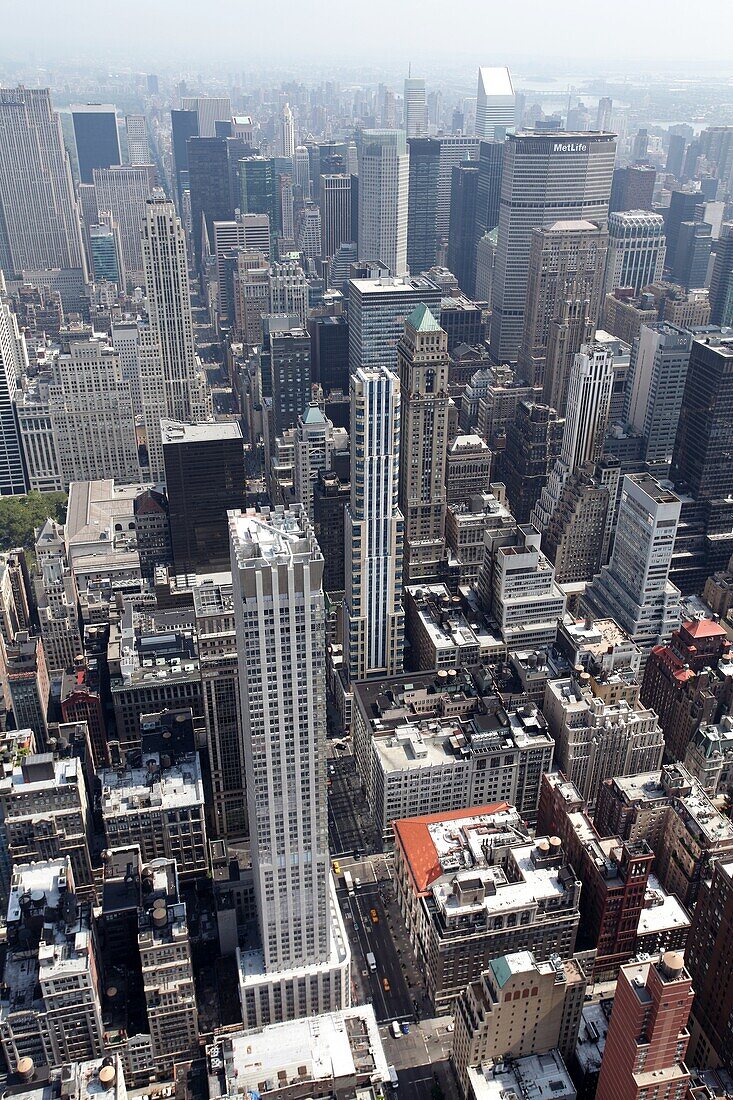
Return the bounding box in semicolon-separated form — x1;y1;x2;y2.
302;403;327;424
407;302;442;333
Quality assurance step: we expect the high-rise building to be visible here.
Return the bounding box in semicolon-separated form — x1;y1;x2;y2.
308;313;349;393
397;306;450;582
583;473;681;655
296;202;322;259
230;506;350;1026
448;162;480;296
347;274;441;375
475;67;516;139
404;77;427;138
664;189;701;273
0;281;28;496
595;953;692;1100
277;103;296;160
92;164;156;287
666;133;687;178
686;858;733;1070
170;107;198;204
293;404;347;520
596;97;613;131
474;139;504;241
125;114;149;164
139;196;212;478
0;87;86;276
519;219;607;401
71;104;121;183
609;164;656;212
503;402;565;523
320;174;351;259
407;138;441;273
490;132;616;362
673;220;712;290
345;366;404;680
162;420;246;575
313;469;350;592
358;130;409;276
709;222;733;325
436;137;479;240
187;136;232;272
180;95;231;138
294;145;311;199
268;320;312;439
268;262;309;326
624;323;692;474
604;211;666;296
672;329;733;500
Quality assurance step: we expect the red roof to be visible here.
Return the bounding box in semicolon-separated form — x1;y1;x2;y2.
393;802;511;894
683;618;726;639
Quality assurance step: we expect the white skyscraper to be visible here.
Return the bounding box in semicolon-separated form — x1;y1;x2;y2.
358;130;409;276
294;404;348;520
180;95;231;137
125;114;150;164
0;87;86;276
278;103;296;160
0;279;28;496
532;342;614;531
624;323;692;473
404;77;427;138
604;210;667;296
230;505;350;1028
140;195;212;478
92;164;157;286
476;67;516;139
294;145;311;199
269;259;309;326
345;366;405;681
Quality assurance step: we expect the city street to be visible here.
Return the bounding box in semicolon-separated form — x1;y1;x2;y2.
328;748;380;857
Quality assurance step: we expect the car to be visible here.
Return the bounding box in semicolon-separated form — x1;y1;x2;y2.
446;1022;454;1033
401;1022;410;1034
332;860;341;875
391;1020;401;1039
329;765;335;774
370;908;379;924
382;977;391;992
354;877;361;887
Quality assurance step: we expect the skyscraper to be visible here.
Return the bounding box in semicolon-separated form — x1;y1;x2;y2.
171;107;199;204
673;220;712;289
672;329;733;500
595;953;692;1100
0;87;86;276
187;136;232;272
125;114;149;164
686;858;733;1070
345;366;404;681
490;131;616;362
139;195;212;478
436;137;480;241
518;219;607;401
230;505;350;1026
476;67;516;139
474;139;504;240
664;189;701;273
347;274;442;375
278;103;296;160
294;145;311;199
92;164;156;286
596;97;613;131
0;279;28;496
604;210;666;295
624;323;692;474
404;77;427;137
447;162;480;295
180;95;231;138
239;156;279;230
609;164;656;212
71;103;121;183
358;129;409;276
320;174;351;260
407;137;441;273
710;222;733;325
397;306;450;582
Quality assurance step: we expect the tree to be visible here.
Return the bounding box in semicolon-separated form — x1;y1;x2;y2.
0;492;67;551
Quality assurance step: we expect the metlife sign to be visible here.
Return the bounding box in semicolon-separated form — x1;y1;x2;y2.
553;142;589;153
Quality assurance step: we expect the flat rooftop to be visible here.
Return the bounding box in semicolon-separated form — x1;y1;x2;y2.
637;874;690;936
160;418;242;444
468;1050;576;1100
349;275;440;294
229;506;319;569
99;751;204;815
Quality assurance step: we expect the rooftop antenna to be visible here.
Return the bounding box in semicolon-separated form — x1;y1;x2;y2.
408;62;412;78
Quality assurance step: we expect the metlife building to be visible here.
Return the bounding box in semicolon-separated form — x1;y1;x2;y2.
490;131;617;363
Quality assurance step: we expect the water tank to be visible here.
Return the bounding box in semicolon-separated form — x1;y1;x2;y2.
660;950;685;979
16;1057;35;1082
549;836;563;851
152;903;168;929
99;1064;117;1091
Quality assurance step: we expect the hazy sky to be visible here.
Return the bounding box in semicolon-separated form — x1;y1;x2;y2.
4;0;733;70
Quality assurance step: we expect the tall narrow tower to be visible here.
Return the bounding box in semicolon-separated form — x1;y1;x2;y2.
398;305;450;582
358;130;409;276
404;77;427;138
345;366;405;681
278;103;296;160
0;278;28;496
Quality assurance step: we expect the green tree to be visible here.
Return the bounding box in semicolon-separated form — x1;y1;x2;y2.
0;492;67;551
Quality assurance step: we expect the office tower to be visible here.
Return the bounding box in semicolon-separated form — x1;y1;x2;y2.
345;366;404;680
89;223;121;283
230;506;350;1026
309;313;349;394
171;107;198;203
665;189;701;273
666;133;687;178
268;260;309;326
604;210;666;296
162;420;246;574
407;137;440;272
296;202;322;259
45;333;140;488
187;136;232;271
674;220;712;289
631;128;649;163
0;284;28;496
397;306;450;582
0;87;86;276
233;250;270;345
34;519;83;675
404;77;427;137
503;402;565;522
92;164;156;286
267;319;311;439
239;156;279;228
475;139;504;244
596;97;613;131
475;231;496;301
491;132;616;362
475;66;516;139
448;162;480;295
180;95;231;137
293;404;347;520
583;473;681;653
71;104;120;183
279;173;294;239
0;858;105;1071
686;859;733;1070
278;103;296;159
436;137;480;242
358;129;409;275
5;631;50;744
610;164;656;213
595;953;692;1100
347;274;441;375
533;342;613;529
709;222;733;324
294;145;311;199
125;114;149;164
518;220;607;401
673;330;733;499
625;324;692;474
139;196;212;478
320;174;351;259
313;469;350;591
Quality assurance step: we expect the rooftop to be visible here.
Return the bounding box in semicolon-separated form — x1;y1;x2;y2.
395;804;517;892
160;418;243;444
229;505;320;569
637;874;691;935
99;751;204;816
468;1050;576;1100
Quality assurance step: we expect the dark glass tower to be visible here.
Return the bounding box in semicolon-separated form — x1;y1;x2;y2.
171;108;199;204
673;331;733;500
448;162;479;296
187;136;232;271
71;105;121;183
407;137;440;274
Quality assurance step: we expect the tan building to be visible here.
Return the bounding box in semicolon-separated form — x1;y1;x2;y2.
452;950;587;1097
